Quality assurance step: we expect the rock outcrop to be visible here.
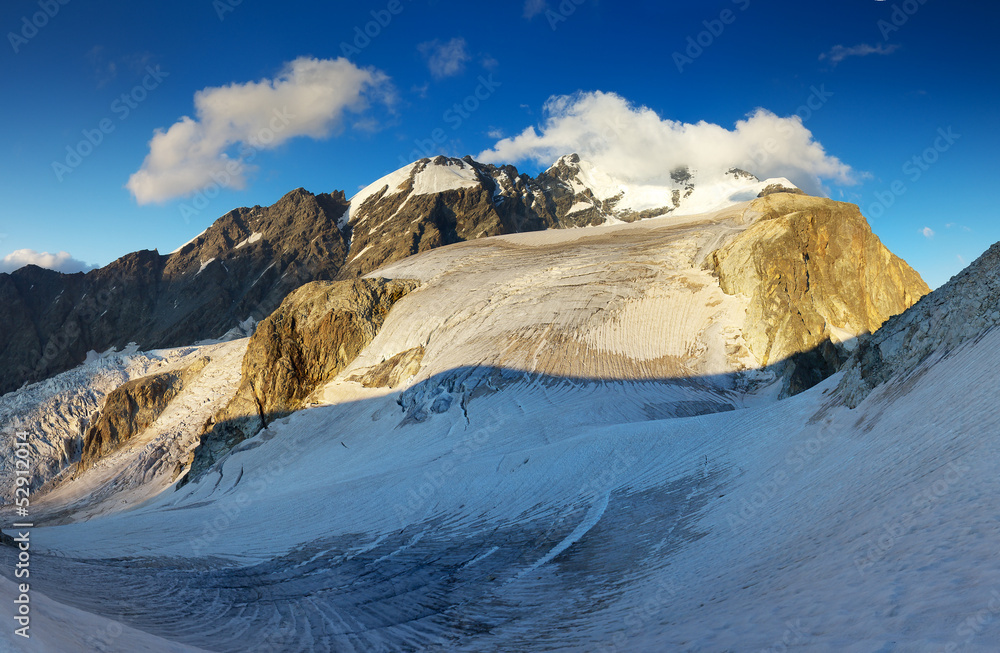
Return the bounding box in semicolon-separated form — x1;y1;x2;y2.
711;193;930;394
184;278;418;482
837;240;1000;407
757;183;806;197
80;357;209;470
349;347;425;388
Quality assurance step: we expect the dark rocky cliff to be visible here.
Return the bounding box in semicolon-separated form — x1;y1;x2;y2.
0;189;349;396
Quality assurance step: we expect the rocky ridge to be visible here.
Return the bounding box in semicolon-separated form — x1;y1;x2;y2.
837;240;1000;407
0;189;349;396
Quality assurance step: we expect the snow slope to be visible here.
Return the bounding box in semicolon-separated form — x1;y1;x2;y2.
1;204;995;652
352;203;766;387
4;322;998;651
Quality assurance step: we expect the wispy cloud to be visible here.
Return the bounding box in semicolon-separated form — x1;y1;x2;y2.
126;57;392;204
479;91;857;195
0;249;96;274
523;0;548;19
418;38;470;79
820;43;900;66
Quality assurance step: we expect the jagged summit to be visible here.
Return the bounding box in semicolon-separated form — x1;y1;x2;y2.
346;152;804;237
537;153;801;221
0;188;350;395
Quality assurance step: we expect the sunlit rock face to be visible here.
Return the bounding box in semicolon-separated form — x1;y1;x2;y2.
711;193;929;394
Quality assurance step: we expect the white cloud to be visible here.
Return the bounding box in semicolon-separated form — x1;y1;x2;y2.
127;57;392;204
0;249;96;274
418;38;470;79
921;227;935;239
478;91;856;195
523;0;548;19
820;43;900;65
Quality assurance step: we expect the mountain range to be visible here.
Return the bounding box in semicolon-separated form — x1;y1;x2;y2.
5;152;999;652
0;154;801;396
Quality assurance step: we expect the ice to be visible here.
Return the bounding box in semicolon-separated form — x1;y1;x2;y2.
195;258;214;275
346;163;415;223
234;232;263;249
411;158;481;196
1;203;995;652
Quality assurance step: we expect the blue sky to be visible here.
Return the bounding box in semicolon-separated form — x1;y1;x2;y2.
1;0;996;288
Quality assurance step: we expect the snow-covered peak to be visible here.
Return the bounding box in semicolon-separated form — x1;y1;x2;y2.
543;154;803;220
412;156;482;195
346;163;417;224
757;177;800;193
346;157;493;227
169;227;209;254
344;153;807;239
